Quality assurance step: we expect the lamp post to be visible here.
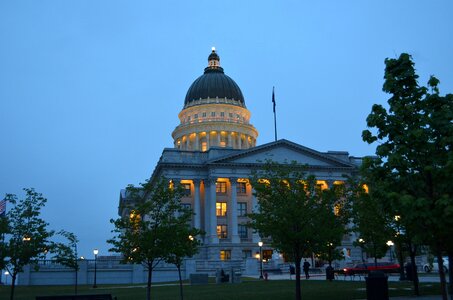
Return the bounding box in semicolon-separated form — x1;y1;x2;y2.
4;271;9;285
93;249;99;288
258;241;263;279
358;238;365;262
386;240;394;262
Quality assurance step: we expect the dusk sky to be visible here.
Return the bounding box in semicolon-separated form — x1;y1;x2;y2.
1;1;452;258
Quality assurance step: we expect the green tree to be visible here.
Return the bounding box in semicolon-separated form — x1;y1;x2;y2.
108;177;201;300
164;224;202;300
1;188;54;300
351;181;393;265
52;231;80;294
362;53;453;299
248;161;350;300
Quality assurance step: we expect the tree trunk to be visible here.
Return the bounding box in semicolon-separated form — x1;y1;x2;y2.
294;254;302;300
397;240;405;280
408;243;419;296
177;263;184;300
75;267;78;295
10;273;16;300
147;264;153;300
436;251;448;300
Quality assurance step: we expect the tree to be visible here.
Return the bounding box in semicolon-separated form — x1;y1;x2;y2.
1;189;54;300
248;161;350;300
52;231;80;294
362;53;453;299
108;177;202;300
351;180;393;266
164;225;202;300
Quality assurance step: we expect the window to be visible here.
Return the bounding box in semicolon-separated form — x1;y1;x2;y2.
229;113;233;118
182;183;191;196
187;116;191;121
216;182;227;194
238;224;248;238
211;112;216;117
238;202;247;217
194;114;198;119
263;250;273;261
202;112;207;117
242;250;252;259
220;112;225;117
217;225;228;239
237;182;247;194
201;142;207;152
220;250;231;260
216;202;227;216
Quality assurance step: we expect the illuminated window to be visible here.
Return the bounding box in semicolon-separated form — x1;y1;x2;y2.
220;250;231;260
220;141;226;147
216;202;227;216
216;182;227;194
263;250;273;261
201;142;207;152
238;202;247;216
238;225;248;238
182;183;191;196
237;182;247;194
362;184;369;193
334;203;341;216
316;180;328;190
217;225;228;239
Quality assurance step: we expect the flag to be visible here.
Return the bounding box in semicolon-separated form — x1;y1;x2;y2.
0;199;6;217
272;87;276;113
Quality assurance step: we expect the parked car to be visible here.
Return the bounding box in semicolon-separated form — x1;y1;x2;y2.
343;262;400;275
423;257;449;273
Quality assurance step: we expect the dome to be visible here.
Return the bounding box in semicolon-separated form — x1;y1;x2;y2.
184;49;245;108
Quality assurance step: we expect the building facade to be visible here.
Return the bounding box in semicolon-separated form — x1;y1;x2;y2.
119;49;364;264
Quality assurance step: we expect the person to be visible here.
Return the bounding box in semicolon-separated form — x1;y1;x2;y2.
303;259;310;279
289;265;295;280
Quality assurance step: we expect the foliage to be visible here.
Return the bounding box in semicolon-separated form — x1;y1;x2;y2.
350;179;393;264
362;53;453;299
248;160;350;300
1;188;54;300
108;177;202;300
51;231;79;294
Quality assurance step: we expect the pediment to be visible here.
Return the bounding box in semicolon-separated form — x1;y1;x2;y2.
209;139;355;168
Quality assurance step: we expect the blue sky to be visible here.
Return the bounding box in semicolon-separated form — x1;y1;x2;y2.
1;1;452;258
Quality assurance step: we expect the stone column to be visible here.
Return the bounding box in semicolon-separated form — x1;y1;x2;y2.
237;134;242;149
251;187;260;243
245;135;250;148
194;133;199;150
229;178;240;243
227;132;232;147
186;135;190;150
206;132;210;150
216;131;221;146
193;179;201;229
206;178;219;244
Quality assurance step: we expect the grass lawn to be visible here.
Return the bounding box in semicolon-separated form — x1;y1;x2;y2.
0;278;441;300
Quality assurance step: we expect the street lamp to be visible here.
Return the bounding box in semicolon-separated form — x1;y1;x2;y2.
386;240;394;262
93;249;99;288
358;238;365;262
258;241;263;279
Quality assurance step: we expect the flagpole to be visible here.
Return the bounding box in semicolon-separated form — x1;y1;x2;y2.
272;87;277;141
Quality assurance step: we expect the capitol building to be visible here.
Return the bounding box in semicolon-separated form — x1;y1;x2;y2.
119;48;363;263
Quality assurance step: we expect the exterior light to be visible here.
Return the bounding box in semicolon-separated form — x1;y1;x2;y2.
386;240;394;247
189;235;194;241
258;241;264;279
93;249;99;288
